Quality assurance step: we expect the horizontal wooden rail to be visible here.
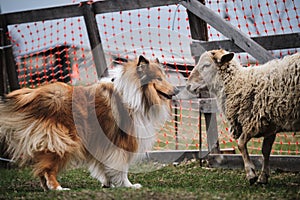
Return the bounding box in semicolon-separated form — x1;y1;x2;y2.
191;33;300;57
146;150;300;172
2;0;181;25
207;154;300;172
181;0;274;63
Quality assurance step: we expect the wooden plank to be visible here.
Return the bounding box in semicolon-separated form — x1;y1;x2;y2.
199;98;220;154
146;151;300;172
255;33;300;50
187;0;208;61
203;113;220;154
93;0;181;14
199;90;220;155
0;142;9;168
146;150;204;164
173;101;179;150
207;154;300;172
0;28;8;169
0;54;4;96
191;33;300;57
3;4;82;25
187;0;220;155
0;16;19;91
186;0;208;42
181;0;274;63
3;0;181;25
199;98;219;113
82;2;107;78
0;28;6;96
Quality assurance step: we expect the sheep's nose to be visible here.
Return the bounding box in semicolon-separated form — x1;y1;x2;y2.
186;84;199;94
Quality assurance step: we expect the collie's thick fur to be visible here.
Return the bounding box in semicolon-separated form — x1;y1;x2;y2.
0;55;178;190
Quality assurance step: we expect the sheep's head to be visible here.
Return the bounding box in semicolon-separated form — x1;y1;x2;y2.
186;49;234;95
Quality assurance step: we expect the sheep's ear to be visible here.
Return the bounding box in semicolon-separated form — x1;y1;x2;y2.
154;58;160;63
220;52;234;64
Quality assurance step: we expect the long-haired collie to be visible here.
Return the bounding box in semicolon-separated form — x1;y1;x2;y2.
0;55;179;190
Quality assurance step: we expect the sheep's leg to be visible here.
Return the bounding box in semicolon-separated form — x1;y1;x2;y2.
258;134;276;184
238;133;257;185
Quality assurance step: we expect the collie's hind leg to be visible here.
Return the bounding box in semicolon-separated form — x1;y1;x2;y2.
34;152;70;191
40;172;70;191
44;170;70;190
39;175;48;191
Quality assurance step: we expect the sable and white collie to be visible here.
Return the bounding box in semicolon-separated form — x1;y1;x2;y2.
0;55;178;190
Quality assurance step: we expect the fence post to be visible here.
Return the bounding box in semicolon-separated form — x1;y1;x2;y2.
0;28;7;96
0;26;9;168
187;0;220;158
82;1;108;79
173;100;179;150
0;15;19;91
0;28;4;168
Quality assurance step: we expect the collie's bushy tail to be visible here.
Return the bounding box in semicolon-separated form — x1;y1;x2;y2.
0;83;84;167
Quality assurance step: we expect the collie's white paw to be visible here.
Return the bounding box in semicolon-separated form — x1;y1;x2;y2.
56;186;70;191
131;183;142;189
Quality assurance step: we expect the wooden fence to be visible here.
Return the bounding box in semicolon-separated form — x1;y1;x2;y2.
0;0;299;170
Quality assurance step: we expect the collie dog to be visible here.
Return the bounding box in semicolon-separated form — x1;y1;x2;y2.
0;55;178;190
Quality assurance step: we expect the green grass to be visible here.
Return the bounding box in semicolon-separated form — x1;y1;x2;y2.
0;161;299;200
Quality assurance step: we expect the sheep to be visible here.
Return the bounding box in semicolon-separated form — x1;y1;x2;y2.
186;49;300;185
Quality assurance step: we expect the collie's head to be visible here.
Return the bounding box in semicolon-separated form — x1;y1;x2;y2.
114;55;179;115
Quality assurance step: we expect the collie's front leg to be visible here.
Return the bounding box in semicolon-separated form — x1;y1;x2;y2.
87;161;111;188
121;171;142;189
107;168;141;189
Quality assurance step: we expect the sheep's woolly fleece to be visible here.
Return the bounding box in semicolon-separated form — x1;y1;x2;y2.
206;51;299;139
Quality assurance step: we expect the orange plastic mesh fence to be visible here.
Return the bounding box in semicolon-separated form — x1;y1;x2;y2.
6;0;300;155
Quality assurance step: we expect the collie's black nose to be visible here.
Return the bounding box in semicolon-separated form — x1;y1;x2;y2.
174;87;180;95
186;84;191;91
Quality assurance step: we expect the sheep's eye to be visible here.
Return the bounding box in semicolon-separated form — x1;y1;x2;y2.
203;63;210;68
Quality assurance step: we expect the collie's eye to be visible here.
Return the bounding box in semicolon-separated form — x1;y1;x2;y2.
156;77;163;81
203;63;211;68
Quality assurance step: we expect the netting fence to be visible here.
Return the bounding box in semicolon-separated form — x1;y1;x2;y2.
3;0;300;155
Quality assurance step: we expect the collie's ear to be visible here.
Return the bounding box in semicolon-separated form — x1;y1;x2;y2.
137;55;149;66
137;55;149;77
220;52;234;65
155;58;159;63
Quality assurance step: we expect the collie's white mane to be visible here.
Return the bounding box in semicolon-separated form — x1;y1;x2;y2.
114;67;144;112
113;67;171;154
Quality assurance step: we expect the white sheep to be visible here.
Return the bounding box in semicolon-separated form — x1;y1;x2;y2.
186;49;300;185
